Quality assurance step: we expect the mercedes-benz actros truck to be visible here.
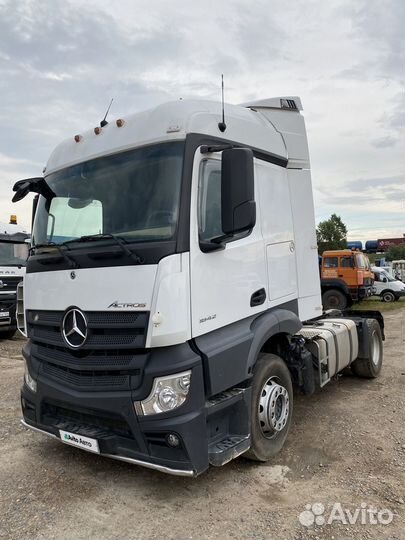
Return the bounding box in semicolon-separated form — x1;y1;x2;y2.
13;97;384;476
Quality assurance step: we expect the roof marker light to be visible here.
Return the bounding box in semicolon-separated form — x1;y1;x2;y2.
116;119;125;127
74;135;82;143
94;127;102;135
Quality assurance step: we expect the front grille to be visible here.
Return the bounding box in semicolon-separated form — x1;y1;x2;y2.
40;400;134;439
26;310;149;349
33;344;135;368
27;309;149;392
42;362;135;389
0;275;23;293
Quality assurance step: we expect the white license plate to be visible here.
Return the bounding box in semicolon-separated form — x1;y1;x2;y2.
59;430;100;454
0;311;9;318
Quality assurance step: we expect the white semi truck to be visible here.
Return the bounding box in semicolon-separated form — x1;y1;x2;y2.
13;97;384;476
0;217;29;338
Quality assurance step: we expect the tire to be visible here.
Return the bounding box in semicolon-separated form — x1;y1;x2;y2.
0;329;16;340
351;319;383;378
244;353;293;462
322;289;348;310
381;291;395;303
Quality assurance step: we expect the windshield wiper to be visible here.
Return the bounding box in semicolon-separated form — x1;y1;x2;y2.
30;242;79;268
61;234;144;264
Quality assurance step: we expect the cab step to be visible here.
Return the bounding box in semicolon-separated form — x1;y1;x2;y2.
208;435;250;466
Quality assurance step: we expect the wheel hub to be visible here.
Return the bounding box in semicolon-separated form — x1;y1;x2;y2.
258;377;290;438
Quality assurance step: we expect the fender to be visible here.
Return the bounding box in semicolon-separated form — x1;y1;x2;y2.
379;289;395;298
193;301;301;397
247;307;302;370
321;278;350;295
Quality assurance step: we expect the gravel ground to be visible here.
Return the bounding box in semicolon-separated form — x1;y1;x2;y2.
0;307;404;540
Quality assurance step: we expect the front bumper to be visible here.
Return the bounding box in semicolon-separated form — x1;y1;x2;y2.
21;341;209;476
358;285;373;299
0;294;17;330
21;419;195;476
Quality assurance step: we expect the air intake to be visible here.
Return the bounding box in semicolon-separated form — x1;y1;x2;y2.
280;99;298;110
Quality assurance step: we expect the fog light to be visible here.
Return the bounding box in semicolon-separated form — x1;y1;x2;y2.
166;433;180;447
135;370;191;416
24;364;37;393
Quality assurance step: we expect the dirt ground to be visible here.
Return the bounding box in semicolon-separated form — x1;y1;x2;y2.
0;307;404;540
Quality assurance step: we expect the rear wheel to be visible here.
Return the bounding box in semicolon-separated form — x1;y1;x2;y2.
322;289;348;310
244;353;293;461
351;319;383;378
381;291;395;303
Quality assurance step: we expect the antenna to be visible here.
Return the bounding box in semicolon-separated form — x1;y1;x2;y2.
100;98;114;127
218;74;226;132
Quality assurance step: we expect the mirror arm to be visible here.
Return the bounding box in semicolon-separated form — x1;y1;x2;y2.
199;240;226;253
12;177;55;203
200;144;241;154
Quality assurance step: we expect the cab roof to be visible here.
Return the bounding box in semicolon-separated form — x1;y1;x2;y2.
322;250;363;256
45;99;289;175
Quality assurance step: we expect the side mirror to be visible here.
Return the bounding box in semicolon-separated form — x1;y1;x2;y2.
382;277;388;283
12;177;55;203
221;148;256;236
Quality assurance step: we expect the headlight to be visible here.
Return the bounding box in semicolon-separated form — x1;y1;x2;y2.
135;370;191;416
24;364;37;393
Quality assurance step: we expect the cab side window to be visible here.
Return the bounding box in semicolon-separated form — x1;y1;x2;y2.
198;159;249;245
324;257;338;268
340;256;353;268
198;160;223;242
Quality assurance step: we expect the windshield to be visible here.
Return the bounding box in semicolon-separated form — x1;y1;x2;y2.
0;242;29;266
32;141;184;246
380;270;395;282
355;253;370;270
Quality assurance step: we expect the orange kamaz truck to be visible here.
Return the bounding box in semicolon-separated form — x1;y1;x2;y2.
320;250;374;309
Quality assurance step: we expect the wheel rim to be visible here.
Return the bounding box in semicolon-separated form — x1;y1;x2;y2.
258;376;290;438
371;330;381;366
328;295;340;308
383;293;394;302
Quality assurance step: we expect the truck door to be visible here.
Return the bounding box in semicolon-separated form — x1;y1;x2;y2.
189;150;267;338
338;255;356;288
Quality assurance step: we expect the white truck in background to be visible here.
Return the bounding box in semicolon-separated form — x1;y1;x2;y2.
0;216;29;338
12;96;384;476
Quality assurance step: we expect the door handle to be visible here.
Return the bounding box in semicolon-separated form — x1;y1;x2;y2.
251;288;266;307
338;274;344;277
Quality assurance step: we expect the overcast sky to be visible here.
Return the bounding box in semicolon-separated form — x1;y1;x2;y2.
0;0;404;241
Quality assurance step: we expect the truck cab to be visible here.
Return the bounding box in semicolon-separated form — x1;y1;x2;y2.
13;97;384;476
320;249;374;310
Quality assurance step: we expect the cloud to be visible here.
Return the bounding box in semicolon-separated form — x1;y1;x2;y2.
371;136;399;148
0;0;403;237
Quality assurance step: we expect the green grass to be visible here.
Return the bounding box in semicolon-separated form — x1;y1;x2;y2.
351;296;405;313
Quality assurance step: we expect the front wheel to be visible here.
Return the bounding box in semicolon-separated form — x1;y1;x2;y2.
381;291;395;303
322;289;348;310
244;353;293;462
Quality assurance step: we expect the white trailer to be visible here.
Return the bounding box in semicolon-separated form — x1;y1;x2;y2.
13;97;384;476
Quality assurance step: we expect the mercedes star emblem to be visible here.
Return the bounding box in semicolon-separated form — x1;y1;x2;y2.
62;308;88;348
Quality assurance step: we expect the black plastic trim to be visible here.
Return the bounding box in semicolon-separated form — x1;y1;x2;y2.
193;300;300;397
